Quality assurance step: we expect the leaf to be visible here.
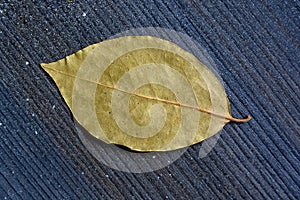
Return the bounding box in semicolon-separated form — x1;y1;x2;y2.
41;36;250;151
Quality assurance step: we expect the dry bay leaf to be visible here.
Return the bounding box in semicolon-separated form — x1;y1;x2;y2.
41;36;250;151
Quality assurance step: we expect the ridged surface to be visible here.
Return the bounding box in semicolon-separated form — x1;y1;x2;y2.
0;0;299;199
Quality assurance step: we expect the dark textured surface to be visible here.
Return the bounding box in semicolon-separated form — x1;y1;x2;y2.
0;0;299;199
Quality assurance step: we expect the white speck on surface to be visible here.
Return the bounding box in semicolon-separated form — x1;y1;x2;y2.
152;155;156;159
167;160;170;163
0;122;2;126
52;105;56;109
81;172;84;175
12;171;14;174
169;173;172;176
35;131;38;135
32;113;35;117
25;61;29;65
82;12;87;17
26;98;29;101
105;174;109;178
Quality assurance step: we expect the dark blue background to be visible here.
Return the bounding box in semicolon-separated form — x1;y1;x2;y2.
0;0;299;199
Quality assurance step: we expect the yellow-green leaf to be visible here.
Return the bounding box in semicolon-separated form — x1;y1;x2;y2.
41;36;250;151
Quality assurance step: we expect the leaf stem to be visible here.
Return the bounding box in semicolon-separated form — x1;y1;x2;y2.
41;65;251;123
